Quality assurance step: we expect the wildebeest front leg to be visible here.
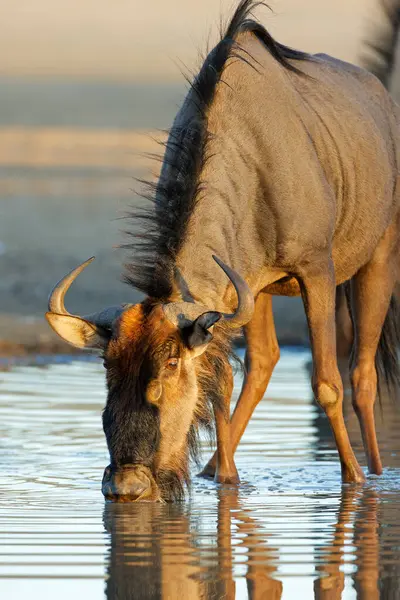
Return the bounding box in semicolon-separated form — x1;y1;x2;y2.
213;364;240;484
200;292;279;478
300;261;365;483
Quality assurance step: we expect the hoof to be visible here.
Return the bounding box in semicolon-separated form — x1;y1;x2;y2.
197;465;216;479
214;471;240;485
342;466;366;484
368;466;383;476
368;458;383;476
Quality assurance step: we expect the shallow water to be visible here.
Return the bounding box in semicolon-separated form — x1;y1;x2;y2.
1;350;400;600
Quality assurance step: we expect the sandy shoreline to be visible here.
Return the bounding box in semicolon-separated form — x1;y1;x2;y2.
0;310;309;359
0;315;81;357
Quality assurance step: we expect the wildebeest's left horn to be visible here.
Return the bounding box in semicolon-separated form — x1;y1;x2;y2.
46;257;128;349
212;255;254;328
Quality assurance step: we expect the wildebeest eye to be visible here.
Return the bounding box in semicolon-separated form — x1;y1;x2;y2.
166;358;178;370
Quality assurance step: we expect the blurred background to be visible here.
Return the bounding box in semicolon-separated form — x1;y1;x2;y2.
0;0;399;352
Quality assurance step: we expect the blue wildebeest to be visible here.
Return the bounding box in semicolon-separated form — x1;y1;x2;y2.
46;0;400;501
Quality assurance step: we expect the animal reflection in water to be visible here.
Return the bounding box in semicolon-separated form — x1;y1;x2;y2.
103;486;391;600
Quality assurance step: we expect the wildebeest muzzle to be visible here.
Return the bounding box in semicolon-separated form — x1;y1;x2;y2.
102;464;162;502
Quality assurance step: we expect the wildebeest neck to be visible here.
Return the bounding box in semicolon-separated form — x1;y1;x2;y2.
122;2;310;305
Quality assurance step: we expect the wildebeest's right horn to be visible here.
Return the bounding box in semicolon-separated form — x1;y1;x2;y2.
48;257;95;316
164;257;255;335
212;255;254;328
45;257;128;349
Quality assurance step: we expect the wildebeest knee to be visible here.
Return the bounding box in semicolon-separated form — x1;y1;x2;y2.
313;380;342;411
350;364;377;411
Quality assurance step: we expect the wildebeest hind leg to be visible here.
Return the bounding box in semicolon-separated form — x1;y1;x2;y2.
299;260;365;483
199;292;279;479
349;233;398;475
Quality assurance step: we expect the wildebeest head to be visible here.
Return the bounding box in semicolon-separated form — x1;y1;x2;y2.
45;256;253;502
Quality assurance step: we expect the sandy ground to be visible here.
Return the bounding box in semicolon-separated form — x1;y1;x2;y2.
0;315;78;356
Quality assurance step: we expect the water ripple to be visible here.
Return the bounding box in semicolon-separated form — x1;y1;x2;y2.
0;350;400;599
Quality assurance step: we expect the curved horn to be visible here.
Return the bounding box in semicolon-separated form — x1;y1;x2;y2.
212;255;254;328
48;256;95;315
47;258;130;346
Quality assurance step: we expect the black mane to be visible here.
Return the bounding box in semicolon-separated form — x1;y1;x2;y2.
123;0;309;299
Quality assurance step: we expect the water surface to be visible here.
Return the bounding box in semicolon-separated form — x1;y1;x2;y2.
1;350;400;599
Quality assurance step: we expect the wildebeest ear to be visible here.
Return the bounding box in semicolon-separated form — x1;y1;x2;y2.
45;312;110;350
184;311;221;349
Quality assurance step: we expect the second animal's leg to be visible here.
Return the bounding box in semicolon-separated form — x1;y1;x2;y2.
349;232;398;475
299;260;365;483
200;292;280;478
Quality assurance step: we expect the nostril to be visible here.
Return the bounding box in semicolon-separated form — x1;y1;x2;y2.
102;480;114;500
